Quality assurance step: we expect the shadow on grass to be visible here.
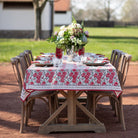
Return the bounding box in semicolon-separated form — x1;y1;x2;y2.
89;35;138;39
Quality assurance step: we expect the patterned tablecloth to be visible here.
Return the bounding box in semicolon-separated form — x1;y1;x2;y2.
21;54;122;101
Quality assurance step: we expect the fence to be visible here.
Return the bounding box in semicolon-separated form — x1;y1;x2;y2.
77;20;138;27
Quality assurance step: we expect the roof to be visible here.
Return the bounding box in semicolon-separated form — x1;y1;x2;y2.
54;0;71;11
0;0;32;2
0;0;71;11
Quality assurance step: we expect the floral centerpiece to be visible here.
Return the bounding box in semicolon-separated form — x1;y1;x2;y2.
49;18;89;53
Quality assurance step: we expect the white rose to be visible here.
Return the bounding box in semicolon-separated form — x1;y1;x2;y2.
60;25;65;30
76;23;82;28
58;30;64;37
77;39;82;45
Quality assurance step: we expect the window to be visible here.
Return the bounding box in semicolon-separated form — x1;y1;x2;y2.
55;11;67;14
3;2;33;9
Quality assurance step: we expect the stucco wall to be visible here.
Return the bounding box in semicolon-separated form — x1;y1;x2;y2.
0;2;51;38
54;11;72;25
0;2;51;30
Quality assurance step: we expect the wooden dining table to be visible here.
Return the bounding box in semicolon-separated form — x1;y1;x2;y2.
21;53;122;134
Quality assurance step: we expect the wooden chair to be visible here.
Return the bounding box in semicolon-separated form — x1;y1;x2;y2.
109;49;124;109
11;56;58;133
87;53;132;131
110;49;123;71
24;50;34;66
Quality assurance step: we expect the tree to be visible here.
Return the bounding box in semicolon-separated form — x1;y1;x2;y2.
121;0;138;22
89;0;125;21
72;0;125;21
33;0;48;40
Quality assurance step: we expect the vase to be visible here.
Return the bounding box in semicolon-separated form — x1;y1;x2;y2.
78;47;85;56
66;46;76;62
56;47;63;59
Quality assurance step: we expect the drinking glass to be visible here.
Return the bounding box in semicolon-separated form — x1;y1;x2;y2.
78;47;85;63
54;47;63;66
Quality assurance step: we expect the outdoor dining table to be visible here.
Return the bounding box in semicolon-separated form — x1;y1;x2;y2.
21;53;122;134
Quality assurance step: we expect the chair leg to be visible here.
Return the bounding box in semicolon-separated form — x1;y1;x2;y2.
118;95;126;131
25;103;29;126
29;99;35;117
20;102;25;133
109;97;115;110
114;102;118;117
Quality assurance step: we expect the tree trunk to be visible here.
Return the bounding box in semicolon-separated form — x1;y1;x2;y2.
107;0;110;22
34;7;41;40
33;0;48;40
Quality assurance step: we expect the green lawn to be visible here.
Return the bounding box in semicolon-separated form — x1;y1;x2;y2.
0;27;138;62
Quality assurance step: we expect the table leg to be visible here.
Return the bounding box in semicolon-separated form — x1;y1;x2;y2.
38;90;106;134
67;91;76;125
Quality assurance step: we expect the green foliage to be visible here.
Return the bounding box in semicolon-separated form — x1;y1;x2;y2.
0;27;138;62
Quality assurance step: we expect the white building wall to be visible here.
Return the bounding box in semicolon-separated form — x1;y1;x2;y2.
42;2;51;30
0;2;51;31
54;11;72;25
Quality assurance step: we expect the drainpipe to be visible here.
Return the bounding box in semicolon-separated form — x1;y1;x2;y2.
49;0;54;36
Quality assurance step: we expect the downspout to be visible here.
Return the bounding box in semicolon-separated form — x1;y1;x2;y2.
50;1;54;36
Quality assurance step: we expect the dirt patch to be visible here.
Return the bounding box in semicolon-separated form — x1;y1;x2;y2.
0;62;138;138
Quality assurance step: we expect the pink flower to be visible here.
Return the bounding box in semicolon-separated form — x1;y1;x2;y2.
84;31;89;37
54;31;58;36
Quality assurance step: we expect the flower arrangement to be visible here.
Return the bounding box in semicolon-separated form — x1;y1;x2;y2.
49;18;89;52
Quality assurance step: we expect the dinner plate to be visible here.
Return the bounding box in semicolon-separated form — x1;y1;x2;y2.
84;62;108;66
32;60;53;67
82;57;109;66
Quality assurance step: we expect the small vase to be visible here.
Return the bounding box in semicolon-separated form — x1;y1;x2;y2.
78;47;85;56
56;47;63;59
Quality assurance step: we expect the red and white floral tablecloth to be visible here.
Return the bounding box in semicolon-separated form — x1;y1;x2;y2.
21;55;122;101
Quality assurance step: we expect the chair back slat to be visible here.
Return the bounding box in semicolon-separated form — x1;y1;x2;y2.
24;50;33;66
118;53;132;89
110;49;123;71
110;50;115;64
17;54;28;78
11;53;29;91
11;57;23;92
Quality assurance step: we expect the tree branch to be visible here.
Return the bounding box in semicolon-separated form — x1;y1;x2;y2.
40;0;48;13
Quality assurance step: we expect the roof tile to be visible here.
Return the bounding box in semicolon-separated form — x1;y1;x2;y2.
54;0;71;11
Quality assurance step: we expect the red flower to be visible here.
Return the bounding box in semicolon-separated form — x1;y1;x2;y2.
69;72;74;76
66;81;70;85
109;80;113;83
102;82;106;85
106;73;110;77
84;69;88;72
94;73;98;77
54;81;58;85
85;80;89;83
114;82;118;86
42;81;46;85
97;79;101;84
78;81;82;85
30;82;34;85
90;82;94;85
45;73;49;77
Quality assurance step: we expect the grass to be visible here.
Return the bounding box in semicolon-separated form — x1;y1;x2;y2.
0;27;138;62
